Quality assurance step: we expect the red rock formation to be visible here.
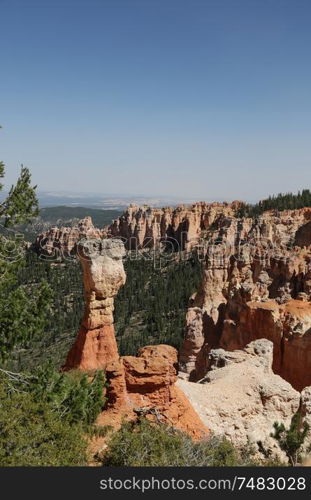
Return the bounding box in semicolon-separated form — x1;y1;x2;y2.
295;221;311;247
64;237;208;439
34;216;104;259
63;239;126;370
180;208;311;390
221;300;311;391
100;345;209;440
107;201;242;251
122;345;178;407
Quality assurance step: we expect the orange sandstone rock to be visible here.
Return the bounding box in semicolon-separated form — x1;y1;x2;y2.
34;216;104;258
63;238;208;439
98;345;209;440
180;207;311;390
63;239;126;371
107;201;242;251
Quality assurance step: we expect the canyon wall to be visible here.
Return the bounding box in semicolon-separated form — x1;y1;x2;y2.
107;201;241;251
33;203;240;255
179;208;311;391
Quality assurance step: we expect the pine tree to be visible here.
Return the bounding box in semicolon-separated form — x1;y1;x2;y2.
236;189;311;218
0;129;52;362
0;165;39;227
271;412;309;466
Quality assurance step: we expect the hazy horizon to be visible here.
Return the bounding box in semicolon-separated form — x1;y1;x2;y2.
1;0;311;200
0;187;302;208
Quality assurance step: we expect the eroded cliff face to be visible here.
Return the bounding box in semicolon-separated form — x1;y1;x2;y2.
179;208;311;391
33;202;240;256
221;300;311;391
107;201;241;251
64;238;208;439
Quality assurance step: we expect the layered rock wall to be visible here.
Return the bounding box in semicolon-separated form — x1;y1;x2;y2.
107;201;241;251
180;208;311;390
33;202;240;256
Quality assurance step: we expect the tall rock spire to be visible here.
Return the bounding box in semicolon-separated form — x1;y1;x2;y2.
64;238;126;371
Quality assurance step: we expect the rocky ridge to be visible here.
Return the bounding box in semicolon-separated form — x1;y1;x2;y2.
33;216;105;259
106;201;242;251
33;203;241;256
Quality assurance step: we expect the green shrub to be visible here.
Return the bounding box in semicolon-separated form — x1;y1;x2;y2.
0;363;106;427
27;363;106;426
271;412;310;466
101;418;249;466
0;385;87;466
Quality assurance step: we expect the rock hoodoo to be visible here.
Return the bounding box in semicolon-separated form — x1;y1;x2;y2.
64;238;126;370
64;237;208;439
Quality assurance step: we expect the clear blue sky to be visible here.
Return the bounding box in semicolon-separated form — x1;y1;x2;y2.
1;0;311;201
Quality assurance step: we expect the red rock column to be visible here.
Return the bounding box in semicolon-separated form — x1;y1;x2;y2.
63;238;126;371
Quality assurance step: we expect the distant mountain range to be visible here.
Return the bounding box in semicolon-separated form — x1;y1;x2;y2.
0;190;255;209
34;192;202;209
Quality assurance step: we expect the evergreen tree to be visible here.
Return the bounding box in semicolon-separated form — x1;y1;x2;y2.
0;382;87;466
0;134;52;363
236;189;311;218
0;165;39;227
1;363;106;426
114;253;203;355
271;412;309;466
